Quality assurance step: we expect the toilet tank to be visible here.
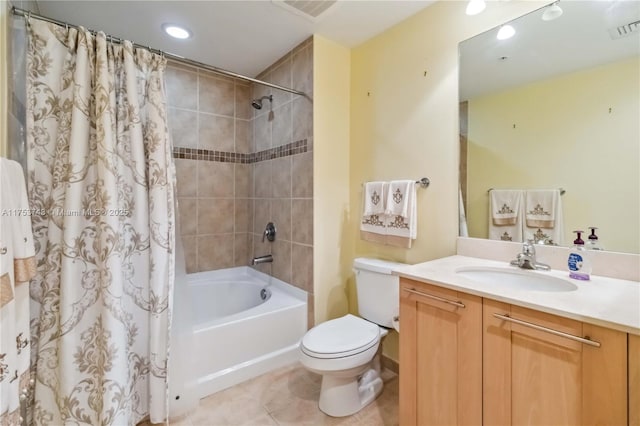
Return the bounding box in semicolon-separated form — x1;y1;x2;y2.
354;257;407;328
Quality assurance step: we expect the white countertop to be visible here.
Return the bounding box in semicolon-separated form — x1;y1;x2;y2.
393;255;640;335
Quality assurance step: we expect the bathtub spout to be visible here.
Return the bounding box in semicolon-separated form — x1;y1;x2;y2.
251;254;273;265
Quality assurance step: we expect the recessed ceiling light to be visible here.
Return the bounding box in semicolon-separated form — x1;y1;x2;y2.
497;24;516;40
162;23;191;40
466;0;486;16
542;2;563;21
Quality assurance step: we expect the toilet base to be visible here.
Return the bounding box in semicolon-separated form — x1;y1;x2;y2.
318;367;384;417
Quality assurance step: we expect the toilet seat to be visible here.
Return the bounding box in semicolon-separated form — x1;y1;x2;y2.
301;314;380;359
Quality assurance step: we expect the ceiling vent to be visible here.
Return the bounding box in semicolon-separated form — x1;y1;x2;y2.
608;20;640;39
272;0;339;22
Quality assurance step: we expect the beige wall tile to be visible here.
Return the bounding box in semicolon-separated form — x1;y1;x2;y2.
178;198;197;236
271;157;291;198
292;45;313;96
175;159;197;197
253;114;272;152
253;199;271;235
270;58;293;106
198;198;234;234
307;293;315;328
235;120;252;153
234;233;250;267
197;234;235;271
199;113;234;152
271;198;291;242
253;161;272;198
166;67;198;110
168;108;197;148
235;198;250;233
182;236;198;274
292;199;313;245
292;96;313;142
272;239;292;284
272;102;292;148
235;164;250;198
199;74;235;117
292;243;313;293
235;83;253;120
292;152;313;198
198;162;235;198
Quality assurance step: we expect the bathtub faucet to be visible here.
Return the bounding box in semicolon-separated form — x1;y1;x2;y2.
251;254;273;265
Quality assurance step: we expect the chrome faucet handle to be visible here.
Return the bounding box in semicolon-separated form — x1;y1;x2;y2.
262;222;276;242
522;239;536;255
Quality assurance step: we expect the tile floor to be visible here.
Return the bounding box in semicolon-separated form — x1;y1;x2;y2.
147;363;398;426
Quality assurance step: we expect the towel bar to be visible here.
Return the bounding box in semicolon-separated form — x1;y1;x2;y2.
361;177;430;189
487;187;565;195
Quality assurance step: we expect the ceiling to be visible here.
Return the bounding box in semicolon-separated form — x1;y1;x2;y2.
35;0;436;79
459;0;640;101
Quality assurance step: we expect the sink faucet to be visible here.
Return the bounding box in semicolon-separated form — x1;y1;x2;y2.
510;240;551;270
251;254;273;265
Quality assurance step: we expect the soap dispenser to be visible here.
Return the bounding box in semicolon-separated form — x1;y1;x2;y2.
568;230;592;280
587;227;603;251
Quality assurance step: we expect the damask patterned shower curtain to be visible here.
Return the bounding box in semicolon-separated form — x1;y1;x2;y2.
26;18;175;425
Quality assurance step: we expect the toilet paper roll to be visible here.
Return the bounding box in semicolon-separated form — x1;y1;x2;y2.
392;307;400;332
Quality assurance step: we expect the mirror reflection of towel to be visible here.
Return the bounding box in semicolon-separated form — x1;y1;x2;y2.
489;190;523;242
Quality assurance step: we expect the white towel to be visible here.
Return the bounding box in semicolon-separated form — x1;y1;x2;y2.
524;189;564;245
459;187;469;238
525;190;558;229
385;180;414;218
363;181;387;216
385;181;417;248
360;181;388;244
489;190;523;243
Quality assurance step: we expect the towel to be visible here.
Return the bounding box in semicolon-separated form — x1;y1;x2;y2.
525;189;558;229
363;181;387;216
459;187;469;237
384;181;417;248
385;180;414;218
489;190;523;243
524;189;564;245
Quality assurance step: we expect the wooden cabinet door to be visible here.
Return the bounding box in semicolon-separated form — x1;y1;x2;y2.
483;300;627;426
630;334;640;426
399;279;482;426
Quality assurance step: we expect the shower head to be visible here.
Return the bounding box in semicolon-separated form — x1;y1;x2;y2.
251;95;273;110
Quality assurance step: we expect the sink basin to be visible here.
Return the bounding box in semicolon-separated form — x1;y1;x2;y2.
455;266;578;292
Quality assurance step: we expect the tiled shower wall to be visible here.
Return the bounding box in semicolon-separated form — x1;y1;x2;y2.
169;38;314;322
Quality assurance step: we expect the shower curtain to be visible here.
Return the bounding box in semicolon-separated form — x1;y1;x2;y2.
26;18;175;425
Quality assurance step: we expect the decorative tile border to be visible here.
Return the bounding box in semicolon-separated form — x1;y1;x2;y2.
172;139;308;164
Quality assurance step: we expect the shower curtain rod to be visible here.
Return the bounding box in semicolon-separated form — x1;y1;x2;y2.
11;6;308;98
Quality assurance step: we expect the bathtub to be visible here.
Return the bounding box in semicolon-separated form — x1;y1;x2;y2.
189;266;307;398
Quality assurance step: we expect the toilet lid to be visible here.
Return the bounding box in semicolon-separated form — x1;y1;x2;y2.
301;314;380;358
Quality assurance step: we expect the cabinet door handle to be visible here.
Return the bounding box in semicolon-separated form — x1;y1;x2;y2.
404;288;465;308
492;313;601;348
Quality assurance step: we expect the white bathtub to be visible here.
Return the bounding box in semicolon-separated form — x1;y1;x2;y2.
189;267;307;398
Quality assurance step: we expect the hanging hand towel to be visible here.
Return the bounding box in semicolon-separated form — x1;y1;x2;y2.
384;180;417;248
363;181;387;216
525;189;558;229
524;189;564;246
360;181;389;245
489;190;523;243
385;180;414;218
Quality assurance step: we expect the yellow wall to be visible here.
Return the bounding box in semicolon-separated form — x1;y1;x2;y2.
0;1;8;157
349;0;545;361
467;58;640;254
312;35;352;324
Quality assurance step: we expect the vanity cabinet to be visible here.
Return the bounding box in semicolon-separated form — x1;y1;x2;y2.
630;334;640;425
398;278;482;425
483;299;628;425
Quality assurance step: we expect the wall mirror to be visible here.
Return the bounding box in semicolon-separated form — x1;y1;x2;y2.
459;0;640;254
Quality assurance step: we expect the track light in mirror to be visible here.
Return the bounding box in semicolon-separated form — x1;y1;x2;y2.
497;24;516;40
542;2;563;21
466;0;486;16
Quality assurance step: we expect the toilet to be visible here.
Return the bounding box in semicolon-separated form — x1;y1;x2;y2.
299;257;405;417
